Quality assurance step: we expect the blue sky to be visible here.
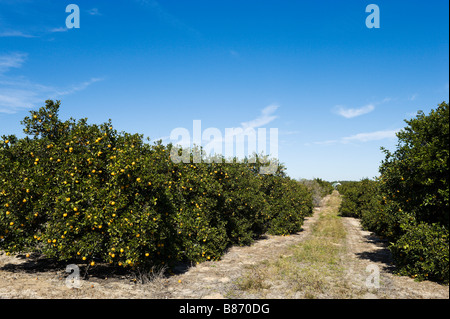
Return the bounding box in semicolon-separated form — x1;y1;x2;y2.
0;0;448;181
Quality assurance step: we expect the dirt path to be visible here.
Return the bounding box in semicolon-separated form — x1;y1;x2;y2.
164;201;322;299
0;201;322;299
0;192;448;299
342;216;449;299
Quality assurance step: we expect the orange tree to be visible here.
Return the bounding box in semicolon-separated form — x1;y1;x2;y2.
378;102;449;283
336;102;448;284
337;179;384;226
1;100;314;271
262;175;313;235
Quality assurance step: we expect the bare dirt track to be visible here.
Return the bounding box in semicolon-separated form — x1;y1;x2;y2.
0;210;320;299
342;216;449;299
0;192;448;299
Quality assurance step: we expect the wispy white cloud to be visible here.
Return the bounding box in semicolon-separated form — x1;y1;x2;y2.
334;104;375;119
0;30;36;38
49;27;68;33
279;130;301;136
408;93;418;101
0;52;28;73
0;89;40;113
87;8;101;16
310;128;400;146
341;129;399;143
241;104;279;129
0;78;104;114
199;104;280;157
333;97;393;119
0;26;69;37
0;53;103;114
169;104;280;159
54;78;104;96
308;139;339;146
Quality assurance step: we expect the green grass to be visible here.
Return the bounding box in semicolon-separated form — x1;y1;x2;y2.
232;191;356;298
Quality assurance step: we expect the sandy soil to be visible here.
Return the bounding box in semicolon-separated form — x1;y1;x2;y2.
0;195;448;299
342;216;448;299
0;206;321;299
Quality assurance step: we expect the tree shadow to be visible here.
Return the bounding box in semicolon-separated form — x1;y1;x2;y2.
1;227;308;281
0;253;132;282
354;233;397;273
170;230;306;276
1;253;61;273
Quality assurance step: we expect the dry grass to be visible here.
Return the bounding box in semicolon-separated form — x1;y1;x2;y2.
275;193;350;298
232;191;355;298
234;264;271;292
132;265;168;284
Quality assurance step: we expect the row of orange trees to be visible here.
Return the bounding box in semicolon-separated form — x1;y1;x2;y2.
0;100;314;270
338;102;449;284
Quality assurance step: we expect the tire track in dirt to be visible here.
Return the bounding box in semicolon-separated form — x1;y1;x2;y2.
342;216;449;299
2;192;447;299
164;201;324;299
0;200;324;299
